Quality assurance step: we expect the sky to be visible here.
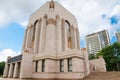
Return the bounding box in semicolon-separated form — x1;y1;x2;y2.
0;0;120;62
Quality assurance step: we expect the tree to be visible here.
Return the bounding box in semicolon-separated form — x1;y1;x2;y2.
89;54;96;60
0;62;5;76
97;42;120;71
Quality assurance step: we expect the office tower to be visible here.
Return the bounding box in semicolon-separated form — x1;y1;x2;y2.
86;30;110;54
116;32;120;42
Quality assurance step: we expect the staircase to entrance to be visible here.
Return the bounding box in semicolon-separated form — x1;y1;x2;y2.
84;72;120;80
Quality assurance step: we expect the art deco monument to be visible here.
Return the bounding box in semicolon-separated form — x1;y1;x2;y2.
3;0;90;79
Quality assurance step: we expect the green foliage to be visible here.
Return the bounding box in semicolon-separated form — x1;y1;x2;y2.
97;42;120;71
0;61;5;76
89;54;96;60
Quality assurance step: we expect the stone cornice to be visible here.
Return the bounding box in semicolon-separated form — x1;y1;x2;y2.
33;50;84;61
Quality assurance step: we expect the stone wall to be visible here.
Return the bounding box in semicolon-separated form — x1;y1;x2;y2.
89;56;106;72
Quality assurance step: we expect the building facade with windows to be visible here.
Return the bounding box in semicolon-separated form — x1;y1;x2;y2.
3;0;90;80
116;32;120;42
86;30;110;54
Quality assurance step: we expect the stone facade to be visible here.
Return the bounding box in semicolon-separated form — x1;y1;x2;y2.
3;0;90;79
89;56;106;72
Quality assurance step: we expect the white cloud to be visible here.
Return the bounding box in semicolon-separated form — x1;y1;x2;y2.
0;49;21;62
109;4;120;17
20;20;28;29
0;0;46;28
0;0;120;47
0;11;7;27
59;0;120;46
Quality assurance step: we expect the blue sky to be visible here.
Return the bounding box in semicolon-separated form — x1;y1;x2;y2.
0;23;24;51
0;0;120;61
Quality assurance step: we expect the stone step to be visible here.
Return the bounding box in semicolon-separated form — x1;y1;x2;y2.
84;78;120;80
84;72;120;80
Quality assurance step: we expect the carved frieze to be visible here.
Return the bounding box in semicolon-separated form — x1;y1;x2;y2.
49;0;54;9
46;18;56;26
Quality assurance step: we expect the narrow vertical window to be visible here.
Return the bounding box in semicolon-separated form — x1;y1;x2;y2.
31;20;38;48
68;58;72;72
35;61;38;72
42;60;45;72
60;60;64;72
65;20;72;48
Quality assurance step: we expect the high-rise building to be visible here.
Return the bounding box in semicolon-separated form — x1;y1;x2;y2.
3;0;90;79
85;30;110;54
116;32;120;42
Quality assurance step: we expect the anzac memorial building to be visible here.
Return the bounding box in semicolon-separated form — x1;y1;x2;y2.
3;0;90;79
